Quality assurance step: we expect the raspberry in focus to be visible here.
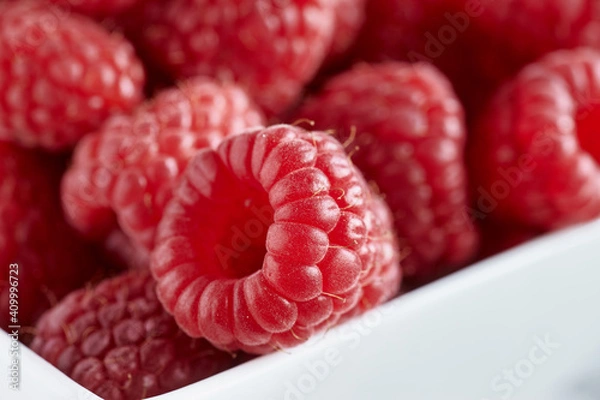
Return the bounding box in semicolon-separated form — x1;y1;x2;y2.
151;124;402;353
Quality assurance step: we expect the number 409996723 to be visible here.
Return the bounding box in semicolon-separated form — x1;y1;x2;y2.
8;263;18;324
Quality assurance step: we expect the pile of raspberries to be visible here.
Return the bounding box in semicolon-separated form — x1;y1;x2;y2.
1;1;599;399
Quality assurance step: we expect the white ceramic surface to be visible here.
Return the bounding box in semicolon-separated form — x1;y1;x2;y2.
2;219;600;400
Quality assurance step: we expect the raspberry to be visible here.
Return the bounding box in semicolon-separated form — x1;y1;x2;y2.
0;143;103;331
294;62;479;284
350;0;600;112
151;124;401;353
62;77;265;254
0;1;145;151
127;0;337;116
31;270;238;400
469;48;600;230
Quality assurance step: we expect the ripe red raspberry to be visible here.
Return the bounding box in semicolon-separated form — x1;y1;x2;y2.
0;143;103;331
0;1;145;151
294;62;479;285
62;77;265;254
127;0;337;116
151;124;401;353
469;48;600;230
31;270;238;400
350;0;600;112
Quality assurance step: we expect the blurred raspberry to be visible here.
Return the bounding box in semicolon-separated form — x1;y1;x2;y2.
325;0;366;66
123;0;338;116
351;0;600;113
62;77;265;254
0;143;103;332
469;48;600;230
0;1;145;150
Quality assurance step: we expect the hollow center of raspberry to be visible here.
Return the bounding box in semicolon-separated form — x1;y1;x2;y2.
214;188;273;279
577;106;600;164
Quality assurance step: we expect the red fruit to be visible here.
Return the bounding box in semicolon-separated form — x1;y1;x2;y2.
469;48;600;230
351;0;600;111
0;1;145;150
151;124;401;353
0;143;102;331
294;62;479;285
31;270;238;400
62;77;265;254
127;0;337;116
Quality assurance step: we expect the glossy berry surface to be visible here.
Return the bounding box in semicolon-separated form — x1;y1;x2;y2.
151;124;401;353
0;1;145;150
31;270;238;400
295;62;479;284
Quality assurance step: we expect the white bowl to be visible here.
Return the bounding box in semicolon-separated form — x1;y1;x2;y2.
3;219;600;400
